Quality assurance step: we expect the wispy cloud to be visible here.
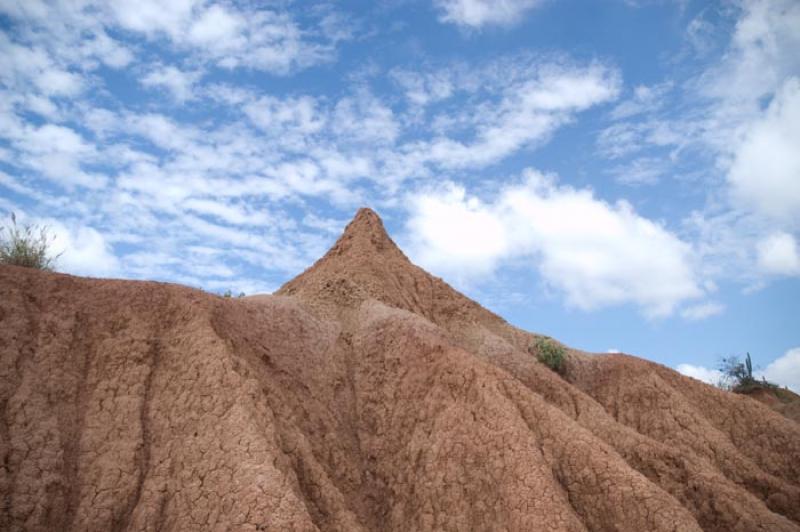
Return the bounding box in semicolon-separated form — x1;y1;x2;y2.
433;0;543;28
597;0;800;292
141;64;204;103
1;2;618;297
0;0;797;327
680;301;725;321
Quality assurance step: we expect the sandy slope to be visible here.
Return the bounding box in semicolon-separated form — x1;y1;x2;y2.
1;208;798;531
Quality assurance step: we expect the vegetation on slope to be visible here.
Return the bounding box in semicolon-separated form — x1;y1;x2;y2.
0;212;61;271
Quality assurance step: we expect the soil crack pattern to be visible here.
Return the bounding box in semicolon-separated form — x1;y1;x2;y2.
1;208;798;531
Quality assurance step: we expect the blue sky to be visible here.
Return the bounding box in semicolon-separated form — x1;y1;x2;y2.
1;0;798;390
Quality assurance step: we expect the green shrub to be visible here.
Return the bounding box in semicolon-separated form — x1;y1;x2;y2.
0;213;61;270
531;337;566;374
222;290;246;298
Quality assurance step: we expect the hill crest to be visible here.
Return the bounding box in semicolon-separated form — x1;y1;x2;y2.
1;207;799;532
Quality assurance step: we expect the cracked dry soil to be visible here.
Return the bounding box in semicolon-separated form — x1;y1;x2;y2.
1;208;799;531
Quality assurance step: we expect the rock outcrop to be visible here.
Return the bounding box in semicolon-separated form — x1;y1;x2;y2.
1;208;798;531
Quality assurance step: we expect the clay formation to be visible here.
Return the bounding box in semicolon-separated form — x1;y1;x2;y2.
1;208;798;531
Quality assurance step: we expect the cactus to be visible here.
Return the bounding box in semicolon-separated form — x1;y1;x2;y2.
745;352;753;380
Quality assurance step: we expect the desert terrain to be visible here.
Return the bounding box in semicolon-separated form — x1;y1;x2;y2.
1;208;798;531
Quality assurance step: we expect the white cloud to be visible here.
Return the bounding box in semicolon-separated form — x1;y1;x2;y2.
108;0;197;38
2;0;346;80
609;82;672;120
596;0;800;293
121;113;199;153
244;95;326;138
406;188;510;279
434;0;542;28
700;0;800;106
685;11;720;57
697;1;800;224
0;34;84;98
332;92;399;145
0;6;731;316
676;363;723;386
680;301;725;320
417;63;620;169
597;115;697;160
181;198;272;227
610;157;667;186
0;120;106;189
761;347;800;393
728;78;800;225
0;1;133;81
757;232;800;275
141;65;203;103
406;170;703;316
391;68;454;106
187;4;243;46
46;220;120;277
109;0;343;74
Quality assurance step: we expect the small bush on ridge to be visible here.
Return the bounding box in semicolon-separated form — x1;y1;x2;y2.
222;289;246;298
0;213;61;271
531;337;566;374
718;352;777;392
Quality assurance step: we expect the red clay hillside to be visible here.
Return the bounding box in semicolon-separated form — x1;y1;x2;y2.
1;208;799;531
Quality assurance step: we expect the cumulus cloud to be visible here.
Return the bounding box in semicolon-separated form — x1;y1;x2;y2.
406;190;509;279
728;78;800;226
3;0;775;320
597;0;800;292
762;347;800;393
46;220;120;277
405;170;703;316
434;0;542;28
757;232;800;276
699;0;800;247
676;364;723;386
699;0;800;107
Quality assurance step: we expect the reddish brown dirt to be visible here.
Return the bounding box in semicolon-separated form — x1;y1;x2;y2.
738;386;800;424
1;207;798;532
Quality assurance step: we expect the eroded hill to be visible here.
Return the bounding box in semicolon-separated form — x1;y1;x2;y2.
1;208;798;531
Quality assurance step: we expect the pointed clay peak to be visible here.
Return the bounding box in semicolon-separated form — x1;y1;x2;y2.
275;206;415;306
347;207;385;236
277;206;507;326
326;207;405;258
